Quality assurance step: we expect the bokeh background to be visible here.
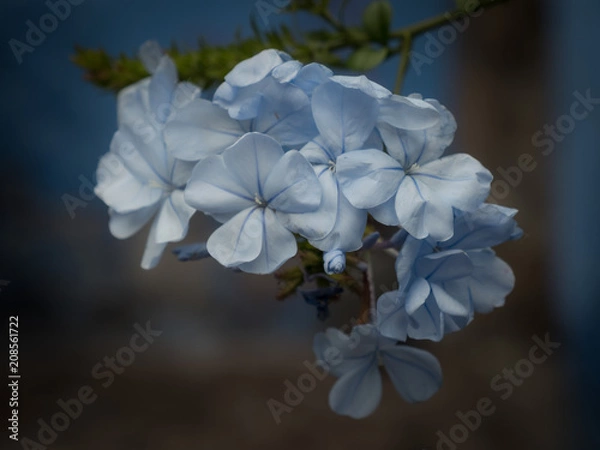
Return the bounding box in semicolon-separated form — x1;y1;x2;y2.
1;0;598;448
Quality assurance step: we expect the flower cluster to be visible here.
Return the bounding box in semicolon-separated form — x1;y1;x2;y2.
94;42;521;419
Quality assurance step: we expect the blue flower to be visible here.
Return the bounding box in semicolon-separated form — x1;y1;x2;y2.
165;50;330;162
323;249;346;274
377;203;521;341
283;78;439;254
183;132;322;274
336;96;493;241
313;324;442;418
95;44;200;269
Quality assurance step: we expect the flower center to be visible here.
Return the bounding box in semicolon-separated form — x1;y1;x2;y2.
254;193;268;207
328;160;336;173
405;162;420;175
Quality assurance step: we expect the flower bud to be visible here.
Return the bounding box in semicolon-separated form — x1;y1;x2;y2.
324;250;346;274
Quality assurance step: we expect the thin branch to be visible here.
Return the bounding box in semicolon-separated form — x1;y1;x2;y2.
393;32;412;94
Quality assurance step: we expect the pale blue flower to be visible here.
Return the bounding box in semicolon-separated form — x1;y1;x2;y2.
337;96;493;242
313;324;442;418
377;203;521;341
323;249;346;274
95;45;200;269
183;132;321;274
165;50;331;162
283;78;439;254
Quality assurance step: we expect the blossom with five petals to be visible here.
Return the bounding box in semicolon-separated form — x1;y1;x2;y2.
183;132;321;274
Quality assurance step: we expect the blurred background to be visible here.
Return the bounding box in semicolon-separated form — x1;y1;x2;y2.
1;0;597;448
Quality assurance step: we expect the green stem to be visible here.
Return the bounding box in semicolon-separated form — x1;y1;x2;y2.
393;33;412;95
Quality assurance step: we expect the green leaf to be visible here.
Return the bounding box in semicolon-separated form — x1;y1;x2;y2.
347;45;388;71
363;0;392;44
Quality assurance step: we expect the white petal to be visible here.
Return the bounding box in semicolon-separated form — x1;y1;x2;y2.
312;80;379;154
381;346;442;403
309;190;367;252
263;150;321;213
278;165;338;239
108;204;160;239
378;95;440;130
237;208;297;274
394;175;455;241
329;361;382;419
224;49;289;87
154;190;196;243
141;217;168;270
95;152;163;214
222;132;284;198
336;149;404;209
369;196;400;226
206;207;264;267
184;155;255;215
412;154;492;213
148;56;178;124
164;99;244;161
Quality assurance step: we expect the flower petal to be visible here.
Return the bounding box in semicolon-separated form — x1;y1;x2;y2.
309;190;367;252
369;196;400;226
378;95;440;130
184;155;255;215
445;249;515;314
336;149;404;209
224;49;289;87
95;152;163;214
381;346;442;403
442;203;522;251
278;165;337;239
237;208;297;274
407;298;444;342
404;277;432;315
415;249;473;282
148;55;178;124
164;99;244;161
108;204;160;240
263;150;321;213
376;290;409;341
253;79;317;146
154;190;196;244
393;180;448;242
430;283;471;317
141;217;168;270
379;99;455;168
206;207;264;267
222;132;284;199
412;154;492;213
328;359;382;419
312;80;379;155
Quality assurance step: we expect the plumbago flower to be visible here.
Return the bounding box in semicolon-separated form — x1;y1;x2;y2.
376;203;522;342
95;44;200;269
183;132;321;274
283;78;440;272
164;49;330;162
314;324;442;419
336;94;493;241
91;42;521;421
